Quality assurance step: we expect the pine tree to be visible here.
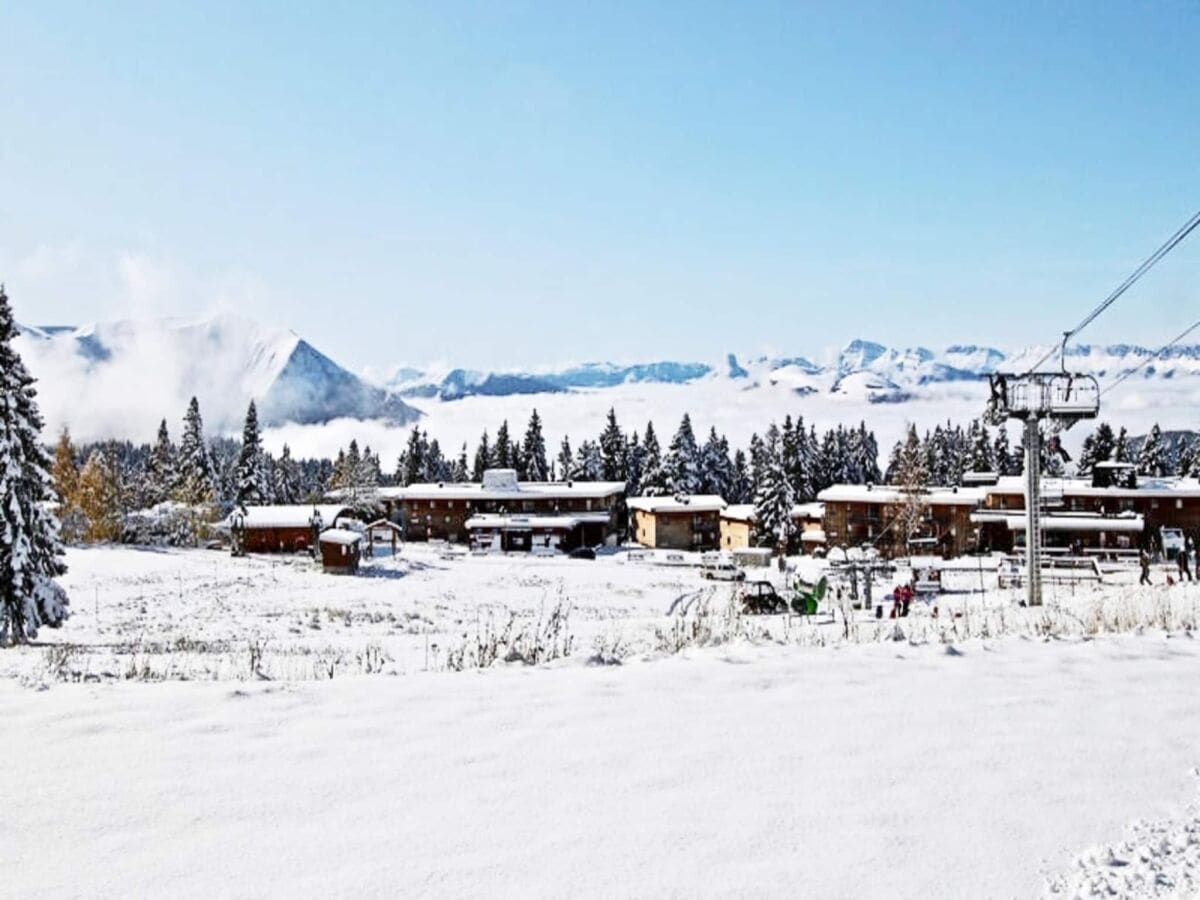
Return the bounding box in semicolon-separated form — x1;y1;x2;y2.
598;409;626;482
1076;433;1098;477
1092;422;1116;464
491;420;513;470
556;437;573;482
273;444;302;503
0;287;69;642
401;428;427;486
891;424;929;547
663;414;700;495
637;422;667;495
1138;423;1167;477
993;426;1014;476
753;424;794;550
175;397;216;506
967;420;994;473
625;430;644;496
145;419;176;506
521;410;549;481
1115;427;1130;463
234;400;265;506
572;440;603;480
730;449;752;503
472;431;490;481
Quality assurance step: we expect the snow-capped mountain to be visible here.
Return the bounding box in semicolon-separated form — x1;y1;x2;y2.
15;313;421;439
384;360;715;400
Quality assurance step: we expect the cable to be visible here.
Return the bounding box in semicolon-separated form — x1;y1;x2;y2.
1022;209;1200;375
1099;316;1200;397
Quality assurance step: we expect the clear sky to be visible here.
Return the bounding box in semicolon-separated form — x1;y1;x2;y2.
2;1;1198;374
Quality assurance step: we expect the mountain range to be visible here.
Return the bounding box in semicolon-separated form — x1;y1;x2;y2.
15;313;1200;440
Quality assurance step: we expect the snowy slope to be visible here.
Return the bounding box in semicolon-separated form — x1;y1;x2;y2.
15;312;421;439
6;545;1200;897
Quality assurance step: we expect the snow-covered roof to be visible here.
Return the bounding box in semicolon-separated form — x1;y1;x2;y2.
464;512;612;530
720;504;756;522
222;505;352;530
817;485;985;506
319;528;364;546
627;495;727;514
790;502;825;520
988;475;1200;499
378;480;626;501
971;510;1144;533
801;529;827;543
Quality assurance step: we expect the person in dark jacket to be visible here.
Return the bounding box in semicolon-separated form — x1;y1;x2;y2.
1178;544;1193;582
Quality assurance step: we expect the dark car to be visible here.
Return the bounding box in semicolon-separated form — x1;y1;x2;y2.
740;580;787;614
568;546;597;560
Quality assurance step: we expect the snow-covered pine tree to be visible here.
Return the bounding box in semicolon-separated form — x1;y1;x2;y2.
699;428;734;499
234;400;266;506
890;424;929;547
175;397;216;506
571;440;603;481
638;423;668;496
453;444;470;482
491;420;513;470
400;428;427;486
556;436;573;482
883;437;904;483
752;424;794;551
625;430;644;496
730;449;752;504
663;414;700;495
0;288;69;643
855;422;882;485
1091;422;1116;465
1138;423;1167;477
748;431;766;496
1115;427;1130;463
967;419;994;473
273;444;302;503
521;409;549;481
1076;433;1098;477
145;418;176;506
598;408;626;482
472;431;490;481
1177;438;1196;478
993;426;1014;476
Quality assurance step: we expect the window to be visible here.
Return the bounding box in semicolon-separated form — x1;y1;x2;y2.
444;516;451;525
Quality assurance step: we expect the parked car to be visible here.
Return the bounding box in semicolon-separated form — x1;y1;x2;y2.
701;552;745;581
740;580;787;614
568;546;597;560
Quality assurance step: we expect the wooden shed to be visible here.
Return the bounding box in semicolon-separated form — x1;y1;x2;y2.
225;505;354;554
318;528;364;574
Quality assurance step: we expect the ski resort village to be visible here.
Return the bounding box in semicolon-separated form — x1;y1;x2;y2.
7;5;1200;897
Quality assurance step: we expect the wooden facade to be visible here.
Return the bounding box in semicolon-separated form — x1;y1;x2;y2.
629;496;726;551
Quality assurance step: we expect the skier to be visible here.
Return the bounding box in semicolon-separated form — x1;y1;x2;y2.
1139;548;1152;586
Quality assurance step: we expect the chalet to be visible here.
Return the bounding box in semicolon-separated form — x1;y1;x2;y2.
221;504;354;554
791;502;827;552
817;484;985;558
319;529;364;574
971;466;1200;553
628;495;726;550
379;469;625;547
719;504;755;550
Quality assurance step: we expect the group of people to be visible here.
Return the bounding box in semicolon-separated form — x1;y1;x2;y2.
1139;539;1195;586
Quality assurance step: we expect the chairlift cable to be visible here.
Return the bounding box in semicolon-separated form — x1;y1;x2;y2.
1022;208;1200;376
1099;316;1200;398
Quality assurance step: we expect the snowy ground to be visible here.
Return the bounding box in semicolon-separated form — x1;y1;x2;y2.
8;545;1200;896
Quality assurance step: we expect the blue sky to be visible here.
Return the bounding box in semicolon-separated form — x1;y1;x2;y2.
2;1;1198;372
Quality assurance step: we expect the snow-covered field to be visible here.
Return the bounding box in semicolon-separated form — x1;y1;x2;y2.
8;544;1200;896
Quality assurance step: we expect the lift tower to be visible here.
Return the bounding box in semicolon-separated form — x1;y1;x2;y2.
985;357;1100;607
